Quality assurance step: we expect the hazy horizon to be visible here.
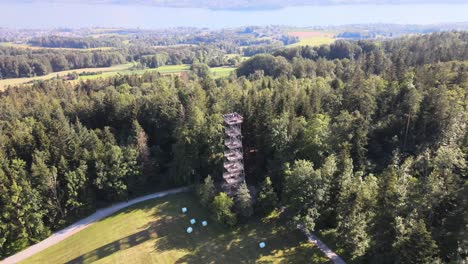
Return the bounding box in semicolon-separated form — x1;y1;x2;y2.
0;2;467;29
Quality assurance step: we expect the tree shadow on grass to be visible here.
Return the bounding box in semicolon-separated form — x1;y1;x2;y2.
64;193;329;264
65;227;155;264
150;211;331;264
65;200;180;264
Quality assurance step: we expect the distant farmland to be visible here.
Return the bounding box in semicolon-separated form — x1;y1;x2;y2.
287;31;335;47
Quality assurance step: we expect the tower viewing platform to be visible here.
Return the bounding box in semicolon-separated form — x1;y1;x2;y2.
223;112;244;125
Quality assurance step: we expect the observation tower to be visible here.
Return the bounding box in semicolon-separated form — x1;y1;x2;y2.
222;112;246;196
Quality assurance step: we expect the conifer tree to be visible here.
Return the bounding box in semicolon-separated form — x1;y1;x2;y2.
257;176;278;214
393;216;439;264
198;175;215;206
211;192;237;226
236;182;253;218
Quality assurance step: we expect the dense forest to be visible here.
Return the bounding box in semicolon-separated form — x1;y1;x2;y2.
0;48;127;78
132;27;297;48
27;36;125;49
0;32;467;263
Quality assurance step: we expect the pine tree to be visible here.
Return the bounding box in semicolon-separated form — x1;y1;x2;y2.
283;160;329;232
211;192;237;226
130;120;153;183
198;175;215;207
64;161;87;214
0;159;49;257
236;182;253;218
94;144;129;202
31;151;63;225
337;174;378;259
393;216;439;264
257;176;278;214
338;210;372;259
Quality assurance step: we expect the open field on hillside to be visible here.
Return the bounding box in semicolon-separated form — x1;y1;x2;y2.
0;64;236;90
210;66;236;77
0;63;134;91
155;64;191;74
78;64;235;80
287;31;336;47
0;42;115;51
76;64;191;81
22;192;329;264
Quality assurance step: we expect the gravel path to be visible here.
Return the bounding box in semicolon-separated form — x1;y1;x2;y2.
1;187;190;264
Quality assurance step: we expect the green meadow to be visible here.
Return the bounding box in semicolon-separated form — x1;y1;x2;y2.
22;192;329;264
0;64;236;90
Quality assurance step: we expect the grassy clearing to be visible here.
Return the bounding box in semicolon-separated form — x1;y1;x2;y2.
77;64;191;81
0;63;134;91
288;37;335;47
211;67;235;78
74;64;189;81
287;31;336;47
0;63;236;90
155;64;191;74
22;192;330;264
79;64;234;80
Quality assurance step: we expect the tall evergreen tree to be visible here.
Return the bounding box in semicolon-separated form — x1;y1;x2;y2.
236;182;253;218
256;176;279;215
393;216;439;264
211;192;237;226
198;175;215;207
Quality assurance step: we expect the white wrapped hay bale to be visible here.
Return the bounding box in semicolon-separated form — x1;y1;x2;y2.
181;207;187;213
202;221;208;226
259;242;266;248
186;227;193;233
190;218;196;225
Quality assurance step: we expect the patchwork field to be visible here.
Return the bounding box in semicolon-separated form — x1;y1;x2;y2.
287;31;336;47
21;192;330;264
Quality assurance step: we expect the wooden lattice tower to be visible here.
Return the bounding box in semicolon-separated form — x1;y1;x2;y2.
222;112;246;196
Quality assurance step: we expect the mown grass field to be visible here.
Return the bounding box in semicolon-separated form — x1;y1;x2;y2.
75;64;191;81
0;63;135;91
287;31;336;47
22;192;330;264
0;64;236;90
78;64;234;80
210;66;236;77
